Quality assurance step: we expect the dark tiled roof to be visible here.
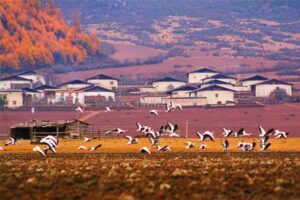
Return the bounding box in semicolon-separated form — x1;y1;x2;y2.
18;70;39;75
22;88;39;93
57;80;92;87
151;77;185;83
203;79;233;85
191;85;235;92
35;85;56;90
209;74;237;79
255;79;292;86
0;75;32;82
166;85;197;94
240;75;268;82
82;86;114;93
189;68;219;74
86;74;119;81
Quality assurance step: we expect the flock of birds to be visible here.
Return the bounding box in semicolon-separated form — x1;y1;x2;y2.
1;101;289;156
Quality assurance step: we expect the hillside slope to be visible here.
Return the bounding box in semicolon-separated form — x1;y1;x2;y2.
0;0;99;71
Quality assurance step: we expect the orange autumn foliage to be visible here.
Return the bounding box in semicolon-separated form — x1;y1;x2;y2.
0;0;99;70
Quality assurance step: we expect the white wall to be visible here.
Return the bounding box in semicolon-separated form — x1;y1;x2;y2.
152;82;185;92
255;84;292;97
0;91;23;108
195;90;234;105
188;72;218;83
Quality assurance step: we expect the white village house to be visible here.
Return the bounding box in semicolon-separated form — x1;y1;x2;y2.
57;80;93;90
0;88;43;108
86;74;119;90
0;75;32;90
241;75;269;90
17;70;46;85
188;68;219;83
77;86;116;104
150;77;186;92
167;85;197;98
253;79;292;97
200;79;235;91
0;90;24;108
190;85;235;105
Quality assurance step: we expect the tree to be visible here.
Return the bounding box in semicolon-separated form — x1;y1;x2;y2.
0;95;8;107
72;10;81;32
269;88;289;101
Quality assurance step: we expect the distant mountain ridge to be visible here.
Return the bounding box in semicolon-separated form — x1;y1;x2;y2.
55;0;300;65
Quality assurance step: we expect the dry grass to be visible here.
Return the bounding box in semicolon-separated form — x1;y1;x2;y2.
0;138;299;154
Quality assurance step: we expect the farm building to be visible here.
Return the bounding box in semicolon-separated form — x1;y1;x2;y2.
17;70;46;85
151;77;186;92
57;80;92;90
253;79;292;97
187;68;219;83
86;74;119;90
190;85;235;105
166;85;197;98
10;119;89;141
203;74;237;85
241;75;268;90
0;75;32;90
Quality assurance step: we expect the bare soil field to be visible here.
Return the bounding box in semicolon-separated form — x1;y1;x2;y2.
1;103;299;138
0;151;299;199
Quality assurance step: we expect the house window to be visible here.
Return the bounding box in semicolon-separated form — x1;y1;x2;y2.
215;93;219;98
13;101;17;105
110;81;114;85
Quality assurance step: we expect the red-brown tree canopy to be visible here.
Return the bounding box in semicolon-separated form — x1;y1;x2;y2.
0;0;99;70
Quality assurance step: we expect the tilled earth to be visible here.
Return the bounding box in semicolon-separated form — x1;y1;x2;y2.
0;152;300;200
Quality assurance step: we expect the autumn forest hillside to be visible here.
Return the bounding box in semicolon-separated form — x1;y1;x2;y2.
0;0;99;71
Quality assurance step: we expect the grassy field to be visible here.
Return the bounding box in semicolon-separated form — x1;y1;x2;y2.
0;138;299;154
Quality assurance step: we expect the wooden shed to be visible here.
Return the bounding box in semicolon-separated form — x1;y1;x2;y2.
10;119;89;141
